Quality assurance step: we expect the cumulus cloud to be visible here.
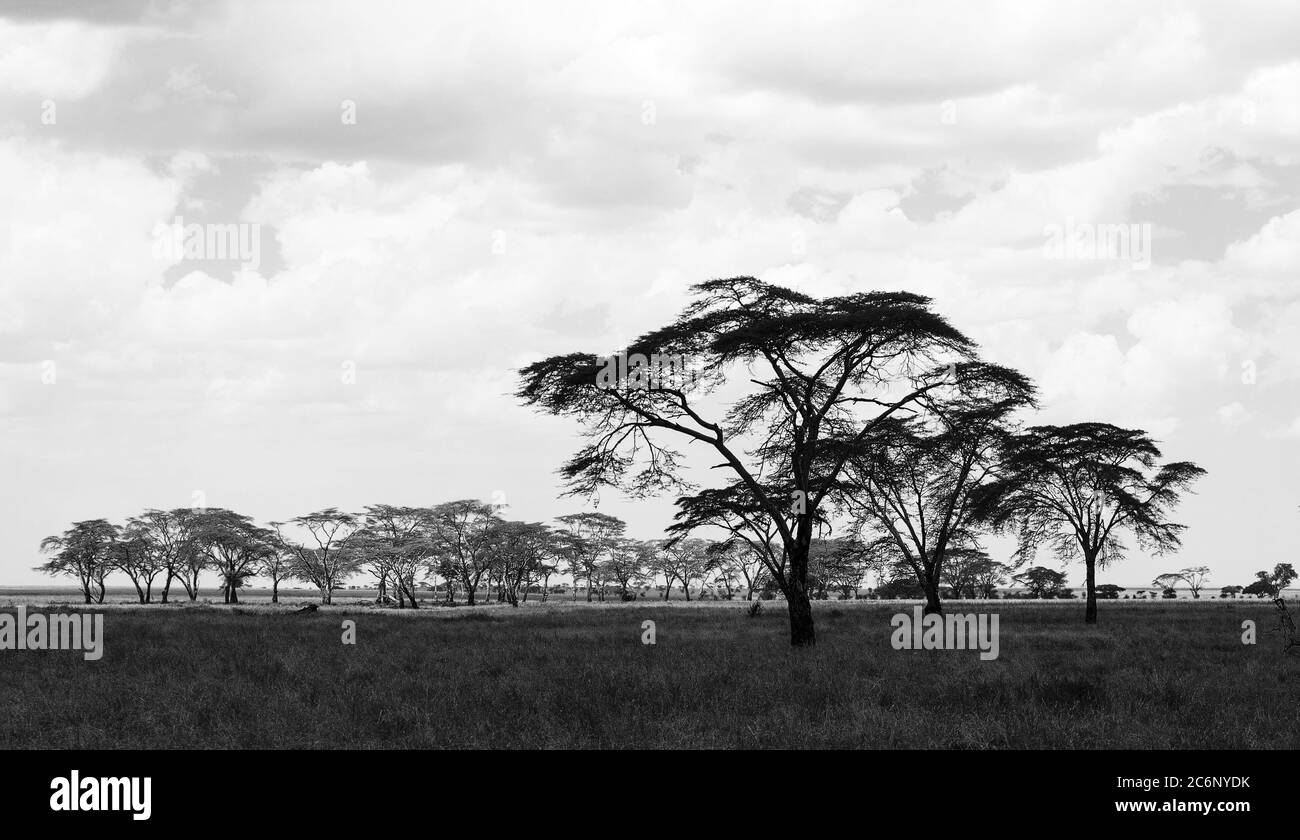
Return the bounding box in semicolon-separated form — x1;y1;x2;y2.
2;0;1299;585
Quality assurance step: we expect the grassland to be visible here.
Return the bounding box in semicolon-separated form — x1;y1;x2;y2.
0;600;1296;749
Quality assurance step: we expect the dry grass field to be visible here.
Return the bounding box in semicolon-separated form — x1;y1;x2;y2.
0;599;1296;749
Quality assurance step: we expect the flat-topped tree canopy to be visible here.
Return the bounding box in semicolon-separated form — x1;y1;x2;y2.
518;275;1011;647
969;421;1206;624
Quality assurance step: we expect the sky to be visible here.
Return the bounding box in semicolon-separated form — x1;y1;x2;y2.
1;0;1297;589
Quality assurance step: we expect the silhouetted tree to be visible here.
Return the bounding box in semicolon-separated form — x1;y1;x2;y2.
286;508;362;605
971;422;1205;624
1154;566;1210;599
190;508;275;604
837;363;1034;613
36;519;117;604
1013;566;1068;599
520;277;999;645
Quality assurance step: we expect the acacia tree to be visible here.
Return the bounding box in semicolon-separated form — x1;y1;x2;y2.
36;519;117;604
428;500;502;605
670;483;792;602
806;537;872;599
1243;563;1297;598
706;538;771;600
837;365;1034;614
603;538;652;600
171;507;210;601
944;549;1015;599
1013;566;1068;599
191;509;274;604
538;529;581;601
970;423;1206;624
263;524;300;604
519;277;984;646
483;521;554;606
358;505;432;608
555;512;625;602
1154;566;1210;599
286;508;362;605
111;525;167;603
127;509;195;603
656;538;714;601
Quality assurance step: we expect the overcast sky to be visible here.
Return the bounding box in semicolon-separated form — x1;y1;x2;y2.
2;0;1298;588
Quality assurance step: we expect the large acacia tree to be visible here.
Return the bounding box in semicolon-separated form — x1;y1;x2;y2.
970;422;1205;624
518;276;987;646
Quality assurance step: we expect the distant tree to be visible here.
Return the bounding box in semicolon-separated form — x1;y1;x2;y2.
128;509;196;603
259;529;297;604
538;529;581;602
519;276;1001;647
1095;584;1125;600
668;481;796;604
1155;566;1210;599
806;537;871;600
604;538;652;601
942;548;1012;599
1219;585;1242;599
702;543;741;599
483;521;553;606
111;523;167;603
555;512;625;602
357;505;434;608
970;558;1015;599
286;508;362;605
1152;573;1182;595
1243;564;1297;599
1013;566;1068;600
1242;579;1271;598
1161;587;1177;599
190;509;275;604
427;500;502;606
704;538;772;601
875;576;926;599
970;422;1205;624
36;519;117;604
173;509;210;601
656;538;714;601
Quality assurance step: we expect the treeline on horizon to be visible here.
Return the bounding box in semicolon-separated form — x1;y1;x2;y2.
34;502;1297;609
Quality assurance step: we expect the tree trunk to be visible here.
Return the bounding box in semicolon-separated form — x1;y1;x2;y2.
786;584;816;647
1084;553;1098;624
785;535;816;647
230;584;239;604
922;578;943;616
161;569;173;603
272;580;279;604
